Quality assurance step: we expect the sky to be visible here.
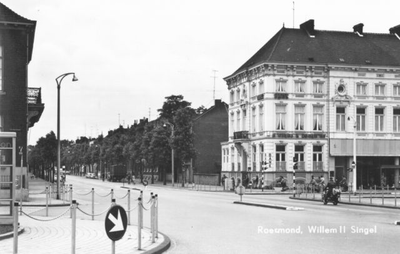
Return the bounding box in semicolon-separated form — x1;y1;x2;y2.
2;0;400;145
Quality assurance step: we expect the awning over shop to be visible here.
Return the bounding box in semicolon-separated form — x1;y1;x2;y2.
330;139;400;156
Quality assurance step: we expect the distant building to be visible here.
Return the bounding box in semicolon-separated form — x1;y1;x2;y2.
0;3;44;177
222;20;400;190
192;99;228;180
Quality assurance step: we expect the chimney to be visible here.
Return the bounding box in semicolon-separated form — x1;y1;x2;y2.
353;23;364;36
215;99;222;106
300;19;315;37
390;25;400;38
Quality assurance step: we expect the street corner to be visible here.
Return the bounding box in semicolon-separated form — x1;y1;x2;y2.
141;232;171;254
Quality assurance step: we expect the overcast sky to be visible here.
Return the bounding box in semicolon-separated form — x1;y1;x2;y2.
2;0;399;145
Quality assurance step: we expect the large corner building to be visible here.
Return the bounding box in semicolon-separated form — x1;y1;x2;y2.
221;20;400;190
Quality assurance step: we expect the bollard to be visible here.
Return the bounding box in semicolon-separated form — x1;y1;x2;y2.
370;187;372;204
127;190;131;225
382;186;384;206
46;186;49;217
111;189;114;202
155;194;158;238
71;200;77;254
138;197;142;250
359;185;362;203
395;187;397;207
13;202;19;254
92;188;95;221
70;185;73;218
151;195;155;243
111;198;116;206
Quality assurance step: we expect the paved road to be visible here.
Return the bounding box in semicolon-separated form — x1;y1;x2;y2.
66;176;400;254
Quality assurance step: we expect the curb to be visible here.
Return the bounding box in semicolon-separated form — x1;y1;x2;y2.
290;197;400;209
0;227;24;241
233;201;304;211
142;232;171;254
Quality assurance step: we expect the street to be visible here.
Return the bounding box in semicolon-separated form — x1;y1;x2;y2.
63;176;400;254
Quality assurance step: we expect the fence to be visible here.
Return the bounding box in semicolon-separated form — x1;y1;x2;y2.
13;186;159;254
294;183;400;208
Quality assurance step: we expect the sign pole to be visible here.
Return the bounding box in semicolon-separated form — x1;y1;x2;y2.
138;197;142;250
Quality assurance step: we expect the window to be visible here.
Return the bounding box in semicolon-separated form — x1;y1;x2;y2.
252;107;256;132
294;80;305;93
276;79;287;92
242;110;247;130
259;105;264;131
394;108;400;132
236;89;240;102
394;84;400;97
313;106;323;131
276;105;286;130
251;82;256;97
313;80;324;94
313;145;323;171
313;146;322;162
259;79;264;94
375;108;384;131
252;145;257;171
230;112;235;133
356;82;367;95
294;105;305;131
236;111;240;131
0;46;2;90
336;107;346;131
276;145;286;162
375;83;385;96
231;147;235;171
294;145;304;162
356;108;366;131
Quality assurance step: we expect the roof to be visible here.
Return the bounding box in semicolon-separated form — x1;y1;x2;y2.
0;2;37;61
228;20;400;78
0;2;36;25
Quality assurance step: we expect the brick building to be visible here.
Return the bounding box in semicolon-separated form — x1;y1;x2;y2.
0;3;44;163
221;20;400;190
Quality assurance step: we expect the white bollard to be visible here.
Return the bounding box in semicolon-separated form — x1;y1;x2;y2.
71;200;77;254
151;195;155;243
13;202;19;254
127;190;131;225
92;188;95;221
138;197;142;250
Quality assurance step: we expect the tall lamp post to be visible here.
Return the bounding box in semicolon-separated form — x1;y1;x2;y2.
348;113;357;194
56;72;78;199
163;122;175;187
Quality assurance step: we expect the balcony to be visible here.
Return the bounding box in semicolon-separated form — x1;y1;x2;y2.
233;131;249;140
275;162;287;171
313;162;324;171
27;87;45;128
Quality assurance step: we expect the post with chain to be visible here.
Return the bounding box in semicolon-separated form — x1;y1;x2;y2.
138;197;142;250
155;194;158;238
140;191;143;229
127;190;131;225
70;185;73;218
111;189;114;202
13;202;19;254
91;188;95;220
71;200;77;254
46;186;49;217
151;195;155;243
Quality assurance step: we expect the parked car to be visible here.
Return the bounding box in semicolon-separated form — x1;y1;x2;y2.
85;172;97;179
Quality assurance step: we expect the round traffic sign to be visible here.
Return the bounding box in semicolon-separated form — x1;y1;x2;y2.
105;205;128;241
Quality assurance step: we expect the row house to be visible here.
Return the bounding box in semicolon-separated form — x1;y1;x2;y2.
221;20;400;190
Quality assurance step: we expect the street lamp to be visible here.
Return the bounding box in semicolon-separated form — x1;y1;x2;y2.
56;72;78;199
163;122;175;187
348;114;357;194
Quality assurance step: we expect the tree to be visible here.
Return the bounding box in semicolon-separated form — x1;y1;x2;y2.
158;95;191;121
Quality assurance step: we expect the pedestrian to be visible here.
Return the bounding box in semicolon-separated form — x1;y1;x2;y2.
309;175;316;192
254;175;259;189
231;177;235;191
260;176;264;192
221;174;227;190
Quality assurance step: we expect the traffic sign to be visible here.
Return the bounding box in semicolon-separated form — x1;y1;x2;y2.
105;205;128;241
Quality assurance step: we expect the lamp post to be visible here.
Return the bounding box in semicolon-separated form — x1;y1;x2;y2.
163;122;175;187
56;72;78;200
348;112;357;194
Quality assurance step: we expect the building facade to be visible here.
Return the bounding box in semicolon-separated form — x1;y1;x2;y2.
221;20;400;190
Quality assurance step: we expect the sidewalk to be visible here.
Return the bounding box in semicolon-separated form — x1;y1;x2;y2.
0;177;170;254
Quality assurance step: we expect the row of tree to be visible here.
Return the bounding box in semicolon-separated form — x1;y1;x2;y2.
28;95;203;184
